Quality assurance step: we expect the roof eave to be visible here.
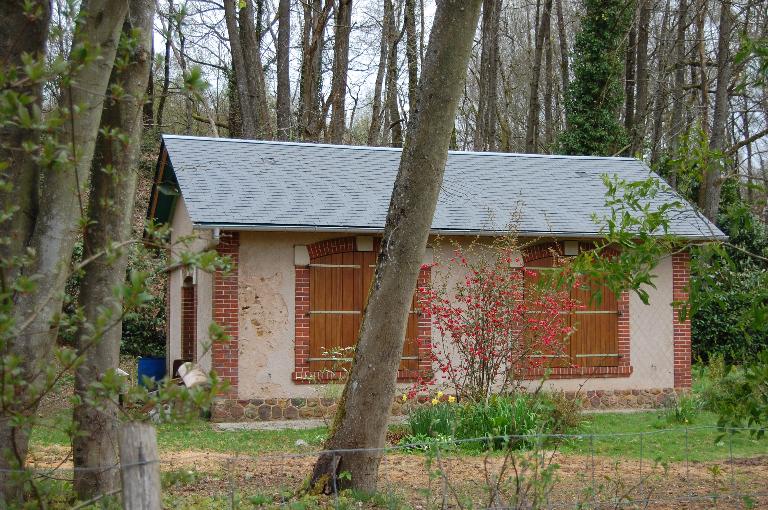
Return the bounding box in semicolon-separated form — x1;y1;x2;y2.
191;222;727;241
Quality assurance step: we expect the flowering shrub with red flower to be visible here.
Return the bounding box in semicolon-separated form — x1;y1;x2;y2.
416;237;579;401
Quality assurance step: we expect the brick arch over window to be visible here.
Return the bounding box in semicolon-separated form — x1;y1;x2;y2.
522;241;631;379
293;237;431;383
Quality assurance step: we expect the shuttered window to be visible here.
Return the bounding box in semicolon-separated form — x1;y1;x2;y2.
308;251;419;371
526;254;619;368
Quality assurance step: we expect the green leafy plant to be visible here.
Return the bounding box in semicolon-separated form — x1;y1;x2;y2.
661;393;701;425
406;399;457;438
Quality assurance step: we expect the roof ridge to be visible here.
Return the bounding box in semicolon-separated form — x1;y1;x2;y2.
161;134;640;162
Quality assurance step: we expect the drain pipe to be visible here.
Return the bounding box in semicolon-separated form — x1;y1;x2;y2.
208;227;221;249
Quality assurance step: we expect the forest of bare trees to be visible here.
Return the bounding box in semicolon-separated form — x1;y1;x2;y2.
148;0;768;221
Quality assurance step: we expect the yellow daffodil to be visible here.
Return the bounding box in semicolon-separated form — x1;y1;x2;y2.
431;398;439;406
401;394;407;402
448;395;456;403
436;391;444;399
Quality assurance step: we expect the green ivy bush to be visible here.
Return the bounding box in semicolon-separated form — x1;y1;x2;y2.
691;203;768;364
121;295;166;357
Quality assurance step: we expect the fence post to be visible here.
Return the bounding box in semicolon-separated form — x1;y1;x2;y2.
118;422;161;510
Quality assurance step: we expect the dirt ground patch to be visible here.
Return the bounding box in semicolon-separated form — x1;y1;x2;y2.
28;446;768;508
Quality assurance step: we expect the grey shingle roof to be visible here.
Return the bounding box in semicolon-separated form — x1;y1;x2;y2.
161;134;724;240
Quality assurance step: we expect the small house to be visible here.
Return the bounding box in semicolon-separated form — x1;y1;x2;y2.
149;135;723;421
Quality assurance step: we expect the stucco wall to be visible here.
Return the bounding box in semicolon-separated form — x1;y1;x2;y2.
233;232;677;400
168;197;215;374
238;231;337;398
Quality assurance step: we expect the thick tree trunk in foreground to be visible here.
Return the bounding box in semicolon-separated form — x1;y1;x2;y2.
0;0;49;289
276;0;291;139
72;0;154;499
0;0;128;502
0;1;51;503
309;0;482;494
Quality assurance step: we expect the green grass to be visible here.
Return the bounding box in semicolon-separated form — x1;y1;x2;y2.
157;419;327;454
30;412;328;455
560;411;767;463
30;409;767;463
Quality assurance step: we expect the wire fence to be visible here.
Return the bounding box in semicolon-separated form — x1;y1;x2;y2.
12;425;768;509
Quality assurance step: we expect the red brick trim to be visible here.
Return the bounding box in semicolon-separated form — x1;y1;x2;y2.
672;251;692;389
522;241;631;379
522;241;564;264
617;290;631;369
307;237;357;259
416;268;433;375
293;236;431;383
181;283;196;360
213;231;240;398
521;365;633;379
294;266;310;378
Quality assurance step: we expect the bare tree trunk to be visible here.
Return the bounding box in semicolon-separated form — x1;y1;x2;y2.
239;0;273;139
404;0;419;115
367;0;391;146
385;0;404;147
143;39;155;130
329;0;353;143
699;0;733;220
156;0;173;128
228;68;243;137
649;0;671;167
555;0;570;128
276;0;291;139
624;13;637;140
668;0;689;184
1;0;128;502
695;0;708;131
172;13;193;133
308;0;482;494
631;0;651;154
299;0;333;140
224;0;259;138
73;0;153;497
525;0;552;153
544;26;554;149
474;0;501;151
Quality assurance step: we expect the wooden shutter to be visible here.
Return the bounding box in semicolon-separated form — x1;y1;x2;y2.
308;248;419;372
525;256;570;366
570;277;619;367
525;252;619;368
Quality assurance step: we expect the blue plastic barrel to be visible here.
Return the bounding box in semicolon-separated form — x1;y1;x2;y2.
137;357;166;388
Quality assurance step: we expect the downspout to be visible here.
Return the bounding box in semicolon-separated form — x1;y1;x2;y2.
208;227;221;249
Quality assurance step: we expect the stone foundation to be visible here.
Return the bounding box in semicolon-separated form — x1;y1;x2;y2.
211;388;682;422
577;388;681;410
